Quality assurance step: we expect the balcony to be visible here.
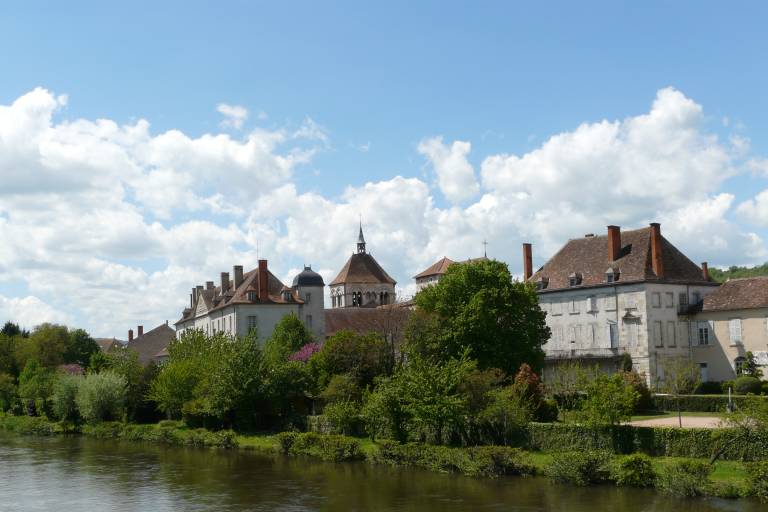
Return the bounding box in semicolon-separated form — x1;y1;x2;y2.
677;301;702;316
544;347;620;361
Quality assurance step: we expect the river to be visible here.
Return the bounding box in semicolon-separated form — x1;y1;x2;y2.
0;433;758;511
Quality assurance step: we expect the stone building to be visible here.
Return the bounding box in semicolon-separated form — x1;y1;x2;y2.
175;260;325;343
126;323;176;366
329;225;396;308
691;277;768;381
526;223;719;385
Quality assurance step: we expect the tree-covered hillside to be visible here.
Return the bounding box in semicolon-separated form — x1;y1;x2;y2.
709;263;768;282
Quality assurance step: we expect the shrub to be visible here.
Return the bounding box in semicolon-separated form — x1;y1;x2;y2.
51;374;81;422
762;382;768;397
695;381;724;395
652;393;767;413
75;371;127;423
657;460;711;497
706;481;746;499
747;460;768;503
579;373;638;426
535;398;559;423
734;376;762;395
0;412;57;435
721;381;735;394
278;432;364;462
620;370;652;411
463;446;536;477
610;453;655;487
546;450;612;486
323;400;361;435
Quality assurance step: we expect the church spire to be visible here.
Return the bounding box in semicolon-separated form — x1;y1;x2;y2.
357;220;366;254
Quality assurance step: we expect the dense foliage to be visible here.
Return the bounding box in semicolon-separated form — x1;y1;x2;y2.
708;262;768;282
410;259;549;375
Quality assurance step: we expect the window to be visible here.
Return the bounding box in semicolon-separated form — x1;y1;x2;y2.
228;316;232;333
653;321;663;348
679;321;690;347
247;315;258;333
604;295;617;312
588;323;597;346
679;292;689;307
587;296;598;313
605;268;619;283
305;292;311;304
651;292;661;308
666;321;676;348
568;273;582;287
624;295;637;310
665;292;674;308
607;322;618;348
552;326;563;344
628;322;638;348
729;318;742;345
734;356;746;375
536;277;549;290
306;315;313;329
568;299;580;314
552;302;563;316
692;291;701;305
567;325;576;344
248;291;257;302
697;321;710;346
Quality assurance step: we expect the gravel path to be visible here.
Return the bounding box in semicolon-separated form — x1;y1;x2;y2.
628;416;723;429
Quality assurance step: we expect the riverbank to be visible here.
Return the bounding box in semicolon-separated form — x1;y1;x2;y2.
0;413;763;502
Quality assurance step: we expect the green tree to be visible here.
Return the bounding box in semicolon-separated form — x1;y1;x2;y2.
361;376;409;442
312;330;391;389
0;372;17;412
0;333;18;377
263;313;313;365
51;374;81;422
478;379;535;444
1;321;27;338
17;360;56;416
660;357;700;428
411;259;549;375
65;328;99;367
579;372;638;426
75;370;127;423
742;351;764;379
15;323;69;369
102;348;147;421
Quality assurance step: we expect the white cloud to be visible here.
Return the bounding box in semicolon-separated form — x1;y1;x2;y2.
418;136;480;203
1;86;767;338
0;295;72;329
216;103;248;130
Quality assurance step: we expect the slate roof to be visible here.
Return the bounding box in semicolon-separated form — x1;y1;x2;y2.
330;253;397;286
702;277;768;312
127;323;176;366
175;265;305;325
95;338;122;352
531;226;714;292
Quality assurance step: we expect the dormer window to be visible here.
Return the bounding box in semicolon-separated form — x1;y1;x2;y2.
568;273;582;287
247;291;257;302
536;276;549;290
605;267;619;283
283;290;292;302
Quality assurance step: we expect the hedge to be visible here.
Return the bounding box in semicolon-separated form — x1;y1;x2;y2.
276;432;364;462
651;394;768;413
526;422;767;460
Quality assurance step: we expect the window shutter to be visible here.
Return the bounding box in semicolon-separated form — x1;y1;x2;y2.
691;322;699;346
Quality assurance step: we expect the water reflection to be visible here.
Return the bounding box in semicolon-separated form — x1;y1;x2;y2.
0;434;759;512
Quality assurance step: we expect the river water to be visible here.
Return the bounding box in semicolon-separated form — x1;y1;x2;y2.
0;434;759;511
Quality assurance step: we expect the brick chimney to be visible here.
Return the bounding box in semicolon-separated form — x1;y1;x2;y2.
522;243;533;281
607;225;621;261
701;262;709;281
233;265;244;289
650;223;664;278
220;272;230;293
137;325;144;337
258;260;269;301
128;329;134;343
206;281;214;290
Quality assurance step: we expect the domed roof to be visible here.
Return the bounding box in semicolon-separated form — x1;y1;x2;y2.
292;266;325;287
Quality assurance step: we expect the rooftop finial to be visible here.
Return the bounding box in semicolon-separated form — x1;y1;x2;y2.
482;239;488;258
357;217;366;254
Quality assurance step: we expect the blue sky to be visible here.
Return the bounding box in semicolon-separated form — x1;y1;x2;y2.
1;2;768;336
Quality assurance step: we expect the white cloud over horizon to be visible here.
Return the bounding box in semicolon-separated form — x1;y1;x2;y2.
1;86;767;337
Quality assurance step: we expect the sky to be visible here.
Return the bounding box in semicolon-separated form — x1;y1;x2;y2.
2;1;768;337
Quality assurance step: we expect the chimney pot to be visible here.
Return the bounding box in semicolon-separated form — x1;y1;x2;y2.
701;262;709;281
220;272;230;293
607;225;621;261
258;260;269;301
138;325;144;337
650;223;665;278
206;281;214;290
128;329;134;343
522;243;533;281
233;265;244;289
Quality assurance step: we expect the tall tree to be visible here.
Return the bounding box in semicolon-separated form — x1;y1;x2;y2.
65;328;99;367
15;323;69;369
263;313;313;365
412;259;549;375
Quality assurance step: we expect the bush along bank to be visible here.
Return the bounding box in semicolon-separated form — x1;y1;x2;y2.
0;413;237;449
651;394;768;413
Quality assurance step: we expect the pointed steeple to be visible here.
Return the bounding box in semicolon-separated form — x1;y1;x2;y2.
357;220;366;254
